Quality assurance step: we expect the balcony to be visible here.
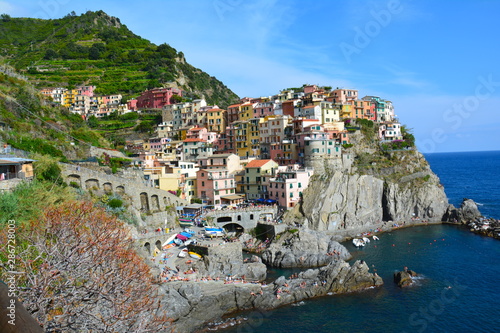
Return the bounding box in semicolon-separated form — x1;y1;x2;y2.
208;174;235;180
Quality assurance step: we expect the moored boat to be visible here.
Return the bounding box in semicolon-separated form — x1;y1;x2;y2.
189;251;202;259
178;248;188;258
353;238;366;247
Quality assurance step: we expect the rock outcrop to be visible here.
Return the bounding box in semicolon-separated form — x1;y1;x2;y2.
160;259;382;332
285;149;450;237
393;269;418;287
443;198;482;223
261;229;351;268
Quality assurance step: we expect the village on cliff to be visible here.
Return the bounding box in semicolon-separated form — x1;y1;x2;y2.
40;84;404;210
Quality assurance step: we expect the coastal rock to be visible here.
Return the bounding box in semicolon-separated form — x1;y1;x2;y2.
286;150;450;238
161;259;382;333
393;269;418;287
443;198;482;223
261;229;351;268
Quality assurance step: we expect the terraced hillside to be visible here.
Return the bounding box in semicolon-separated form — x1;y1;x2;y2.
0;10;239;107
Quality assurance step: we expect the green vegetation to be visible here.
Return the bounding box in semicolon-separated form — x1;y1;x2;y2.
0;10;239;107
0;70;111;159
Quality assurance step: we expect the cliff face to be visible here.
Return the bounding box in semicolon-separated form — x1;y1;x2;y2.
288;147;449;235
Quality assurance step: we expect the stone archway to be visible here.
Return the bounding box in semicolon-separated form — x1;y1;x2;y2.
155;240;162;251
67;174;81;188
85;178;100;190
151;195;160;212
223;223;245;233
140;192;150;212
116;185;125;195
103;182;113;194
144;242;151;255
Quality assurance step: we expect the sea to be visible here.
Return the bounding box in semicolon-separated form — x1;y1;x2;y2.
222;150;500;333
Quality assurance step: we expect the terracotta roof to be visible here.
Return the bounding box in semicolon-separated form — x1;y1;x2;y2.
245;159;274;168
183;138;206;143
228;103;242;108
189;127;203;131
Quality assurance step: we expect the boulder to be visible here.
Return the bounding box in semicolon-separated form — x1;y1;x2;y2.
394;269;418;287
443;199;482;223
262;229;351;268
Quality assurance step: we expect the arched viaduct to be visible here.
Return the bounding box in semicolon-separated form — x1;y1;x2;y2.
205;207;278;232
60;164;189;213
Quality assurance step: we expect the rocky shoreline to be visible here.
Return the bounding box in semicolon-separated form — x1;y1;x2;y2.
150;197;494;332
159;259;382;333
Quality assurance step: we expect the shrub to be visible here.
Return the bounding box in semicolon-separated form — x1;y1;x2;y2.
108;198;123;208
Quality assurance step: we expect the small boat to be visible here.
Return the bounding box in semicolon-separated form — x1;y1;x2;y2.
178;249;188;258
163;243;175;250
362;237;370;243
184;228;196;235
372;235;380;241
353;239;366;247
163;234;178;247
173;238;183;246
189;251;202;259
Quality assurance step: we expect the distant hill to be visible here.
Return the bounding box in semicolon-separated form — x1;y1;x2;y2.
0;10;239;107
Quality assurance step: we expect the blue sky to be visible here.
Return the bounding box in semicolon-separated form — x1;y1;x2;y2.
2;0;500;153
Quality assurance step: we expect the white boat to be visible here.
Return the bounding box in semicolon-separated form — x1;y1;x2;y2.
162;233;178;247
178;248;188;258
352;238;366;247
372;235;379;241
362;237;371;243
184;228;196;235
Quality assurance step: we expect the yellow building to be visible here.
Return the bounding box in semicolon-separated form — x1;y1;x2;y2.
238;102;255;121
234;121;252;158
207;108;226;133
248;118;262;157
62;89;78;107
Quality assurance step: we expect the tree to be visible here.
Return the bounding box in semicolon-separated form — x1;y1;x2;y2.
43;48;58;60
0;201;170;332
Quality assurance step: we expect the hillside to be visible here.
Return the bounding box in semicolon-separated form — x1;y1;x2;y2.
0;64;110;160
0;11;239;107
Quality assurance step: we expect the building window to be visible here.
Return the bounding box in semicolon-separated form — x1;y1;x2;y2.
202;181;205;186
298;183;302;188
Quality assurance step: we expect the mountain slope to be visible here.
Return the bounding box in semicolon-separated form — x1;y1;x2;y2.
0;10;239;107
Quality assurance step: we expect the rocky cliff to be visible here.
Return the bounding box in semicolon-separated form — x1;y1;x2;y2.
286;138;450;236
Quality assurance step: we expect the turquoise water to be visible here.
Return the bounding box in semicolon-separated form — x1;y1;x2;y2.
222;151;500;333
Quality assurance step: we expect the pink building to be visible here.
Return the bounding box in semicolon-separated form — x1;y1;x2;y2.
136;87;182;110
186;126;208;140
127;99;138;111
253;101;275;118
196;168;237;207
77;85;95;97
329;88;358;104
303;85;318;94
269;167;314;209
